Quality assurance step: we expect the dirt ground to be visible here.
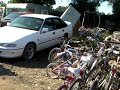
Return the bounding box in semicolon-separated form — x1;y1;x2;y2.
0;47;63;90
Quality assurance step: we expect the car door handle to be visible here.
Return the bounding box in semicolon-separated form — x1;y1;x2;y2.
62;30;64;32
53;32;55;34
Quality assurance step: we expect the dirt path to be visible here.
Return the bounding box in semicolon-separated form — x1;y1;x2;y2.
0;47;62;90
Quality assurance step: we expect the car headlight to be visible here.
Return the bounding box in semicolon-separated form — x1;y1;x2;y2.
0;43;17;47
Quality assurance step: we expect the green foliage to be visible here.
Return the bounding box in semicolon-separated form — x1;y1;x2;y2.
0;3;6;17
9;0;55;5
70;0;101;13
69;0;103;22
113;0;120;23
55;6;68;12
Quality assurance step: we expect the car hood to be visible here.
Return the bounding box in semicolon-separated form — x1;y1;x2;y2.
1;18;12;22
0;26;37;43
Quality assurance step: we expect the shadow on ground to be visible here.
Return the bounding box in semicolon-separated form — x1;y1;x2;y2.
0;64;16;76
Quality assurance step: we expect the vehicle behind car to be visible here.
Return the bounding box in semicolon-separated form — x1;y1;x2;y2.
0;12;31;27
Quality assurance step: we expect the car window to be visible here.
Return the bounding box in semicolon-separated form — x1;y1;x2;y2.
9;16;43;31
42;18;55;31
53;18;67;29
4;13;21;20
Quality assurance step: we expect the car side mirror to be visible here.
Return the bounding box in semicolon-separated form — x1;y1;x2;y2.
41;28;49;33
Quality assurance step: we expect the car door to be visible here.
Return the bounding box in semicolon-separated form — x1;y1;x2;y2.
51;18;68;44
37;18;57;50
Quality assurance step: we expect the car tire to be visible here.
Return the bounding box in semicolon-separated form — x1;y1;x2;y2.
23;43;36;61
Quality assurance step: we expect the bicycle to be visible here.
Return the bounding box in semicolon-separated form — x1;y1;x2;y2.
88;42;120;90
48;38;82;63
68;41;108;90
48;37;73;63
100;43;120;90
46;48;86;90
46;47;80;79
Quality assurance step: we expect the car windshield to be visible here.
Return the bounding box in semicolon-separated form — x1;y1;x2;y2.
9;16;44;31
4;13;21;20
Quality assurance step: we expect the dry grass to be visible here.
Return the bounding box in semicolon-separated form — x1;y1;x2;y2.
0;47;63;90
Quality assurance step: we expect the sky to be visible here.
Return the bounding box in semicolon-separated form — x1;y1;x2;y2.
1;0;113;15
53;0;113;15
97;1;113;15
53;0;71;9
0;0;8;3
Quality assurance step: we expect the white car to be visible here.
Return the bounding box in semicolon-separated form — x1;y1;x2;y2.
0;14;73;60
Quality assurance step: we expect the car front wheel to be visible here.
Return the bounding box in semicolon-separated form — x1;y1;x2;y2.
23;43;36;61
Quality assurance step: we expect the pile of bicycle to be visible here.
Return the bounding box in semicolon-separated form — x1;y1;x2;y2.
46;27;120;90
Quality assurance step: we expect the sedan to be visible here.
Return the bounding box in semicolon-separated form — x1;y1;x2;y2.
0;14;73;60
0;12;31;27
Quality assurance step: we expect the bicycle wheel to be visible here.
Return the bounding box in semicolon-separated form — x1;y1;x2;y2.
89;80;99;90
68;78;85;90
104;74;113;90
48;48;61;63
98;72;113;90
86;59;109;90
57;84;68;90
46;62;61;79
86;66;101;90
108;77;120;90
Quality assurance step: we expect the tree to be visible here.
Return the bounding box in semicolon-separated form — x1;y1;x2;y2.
112;0;120;23
70;0;102;14
55;6;68;12
9;0;55;6
69;0;102;23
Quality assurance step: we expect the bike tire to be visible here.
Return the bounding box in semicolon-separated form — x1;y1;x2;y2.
57;84;68;90
86;58;109;90
68;78;84;90
48;48;61;63
89;80;98;90
46;62;61;79
98;72;113;90
105;74;113;90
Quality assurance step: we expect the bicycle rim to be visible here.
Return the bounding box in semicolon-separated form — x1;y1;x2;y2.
48;48;61;63
105;74;113;90
89;80;99;90
46;63;60;79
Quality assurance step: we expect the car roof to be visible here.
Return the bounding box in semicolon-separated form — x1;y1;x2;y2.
21;14;59;19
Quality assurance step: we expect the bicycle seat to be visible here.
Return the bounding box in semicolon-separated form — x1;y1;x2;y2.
68;66;81;78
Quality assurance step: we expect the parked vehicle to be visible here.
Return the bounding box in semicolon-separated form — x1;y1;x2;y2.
0;12;31;27
0;14;73;60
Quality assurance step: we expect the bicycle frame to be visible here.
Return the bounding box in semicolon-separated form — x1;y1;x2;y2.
93;43;120;90
56;74;75;90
